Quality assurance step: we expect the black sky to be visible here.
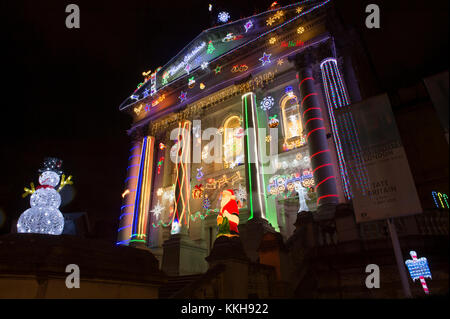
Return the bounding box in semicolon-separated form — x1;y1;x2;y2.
0;0;447;241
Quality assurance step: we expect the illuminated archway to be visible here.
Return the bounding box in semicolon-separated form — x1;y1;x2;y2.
223;115;243;168
280;93;304;150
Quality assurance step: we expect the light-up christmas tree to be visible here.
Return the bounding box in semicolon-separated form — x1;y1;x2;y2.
17;157;73;235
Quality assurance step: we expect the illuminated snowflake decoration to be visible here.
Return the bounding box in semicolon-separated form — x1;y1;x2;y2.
259;52;272;66
163;189;175;203
260;96;274;111
235;184;247;202
201;61;209;70
150;201;165;220
143;88;150;98
244;20;253;32
218;11;230;23
277;58;284;66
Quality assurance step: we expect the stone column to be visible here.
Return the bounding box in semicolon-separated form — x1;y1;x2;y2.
129;135;156;248
292;49;339;209
171;120;192;234
162;119;208;275
239;92;275;262
117;139;142;245
241;92;266;220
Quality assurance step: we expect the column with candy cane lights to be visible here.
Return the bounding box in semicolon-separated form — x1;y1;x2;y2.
291;49;339;209
405;250;432;295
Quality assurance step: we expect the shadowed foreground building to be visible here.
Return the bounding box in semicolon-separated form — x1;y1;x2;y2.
0;234;166;298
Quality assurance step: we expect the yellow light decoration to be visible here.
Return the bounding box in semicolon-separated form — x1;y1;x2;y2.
157;188;163;196
142;70;151;77
135;136;155;240
22;182;35;198
266;10;283;26
266;135;272;142
296;152;303;160
296;7;303;14
277;58;284;66
134;104;143;115
200;83;206;90
269;37;277;44
122;189;130;198
297;26;305;34
205;171;243;190
192;184;204;199
57;174;73;192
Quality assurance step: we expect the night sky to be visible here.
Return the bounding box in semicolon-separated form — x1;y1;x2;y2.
0;0;447;241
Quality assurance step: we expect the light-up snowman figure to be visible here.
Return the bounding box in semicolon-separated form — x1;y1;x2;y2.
17;158;72;235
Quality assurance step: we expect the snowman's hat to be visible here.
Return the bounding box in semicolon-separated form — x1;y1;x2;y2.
38;157;63;175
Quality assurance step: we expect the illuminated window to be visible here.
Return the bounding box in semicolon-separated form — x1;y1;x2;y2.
223;115;243;167
280;93;304;150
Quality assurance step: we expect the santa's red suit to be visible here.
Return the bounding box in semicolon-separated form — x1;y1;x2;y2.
218;189;240;236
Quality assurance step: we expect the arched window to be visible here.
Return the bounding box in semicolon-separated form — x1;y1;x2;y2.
223;115;243;167
280;93;304;150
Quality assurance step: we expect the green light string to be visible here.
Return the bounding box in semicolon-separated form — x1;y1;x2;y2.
244;96;254;220
253;94;270;222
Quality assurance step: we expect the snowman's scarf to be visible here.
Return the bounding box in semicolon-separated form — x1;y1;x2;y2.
36;185;54;190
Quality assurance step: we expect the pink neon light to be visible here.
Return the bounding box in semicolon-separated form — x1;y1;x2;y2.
302;107;321;118
310;149;329;159
312;163;333;174
315;176;335;190
317;194;338;204
301;93;318;108
306;127;325;140
299;77;314;87
305;117;323;126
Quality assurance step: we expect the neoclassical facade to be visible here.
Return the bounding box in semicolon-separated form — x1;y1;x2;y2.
116;1;448;297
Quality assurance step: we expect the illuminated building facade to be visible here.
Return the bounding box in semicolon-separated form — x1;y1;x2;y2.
116;0;448;297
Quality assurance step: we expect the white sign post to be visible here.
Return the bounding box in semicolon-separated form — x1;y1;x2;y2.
335;94;422;297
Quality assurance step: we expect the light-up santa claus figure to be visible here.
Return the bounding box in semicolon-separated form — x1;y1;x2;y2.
17;157;72;235
217;189;240;238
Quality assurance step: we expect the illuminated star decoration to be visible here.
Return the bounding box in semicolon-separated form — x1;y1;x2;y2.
218;11;230;23
179;91;187;102
150;201;165;220
277;58;284;66
201;61;209;70
214;65;222;74
259;52;272;66
244;20;253;32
